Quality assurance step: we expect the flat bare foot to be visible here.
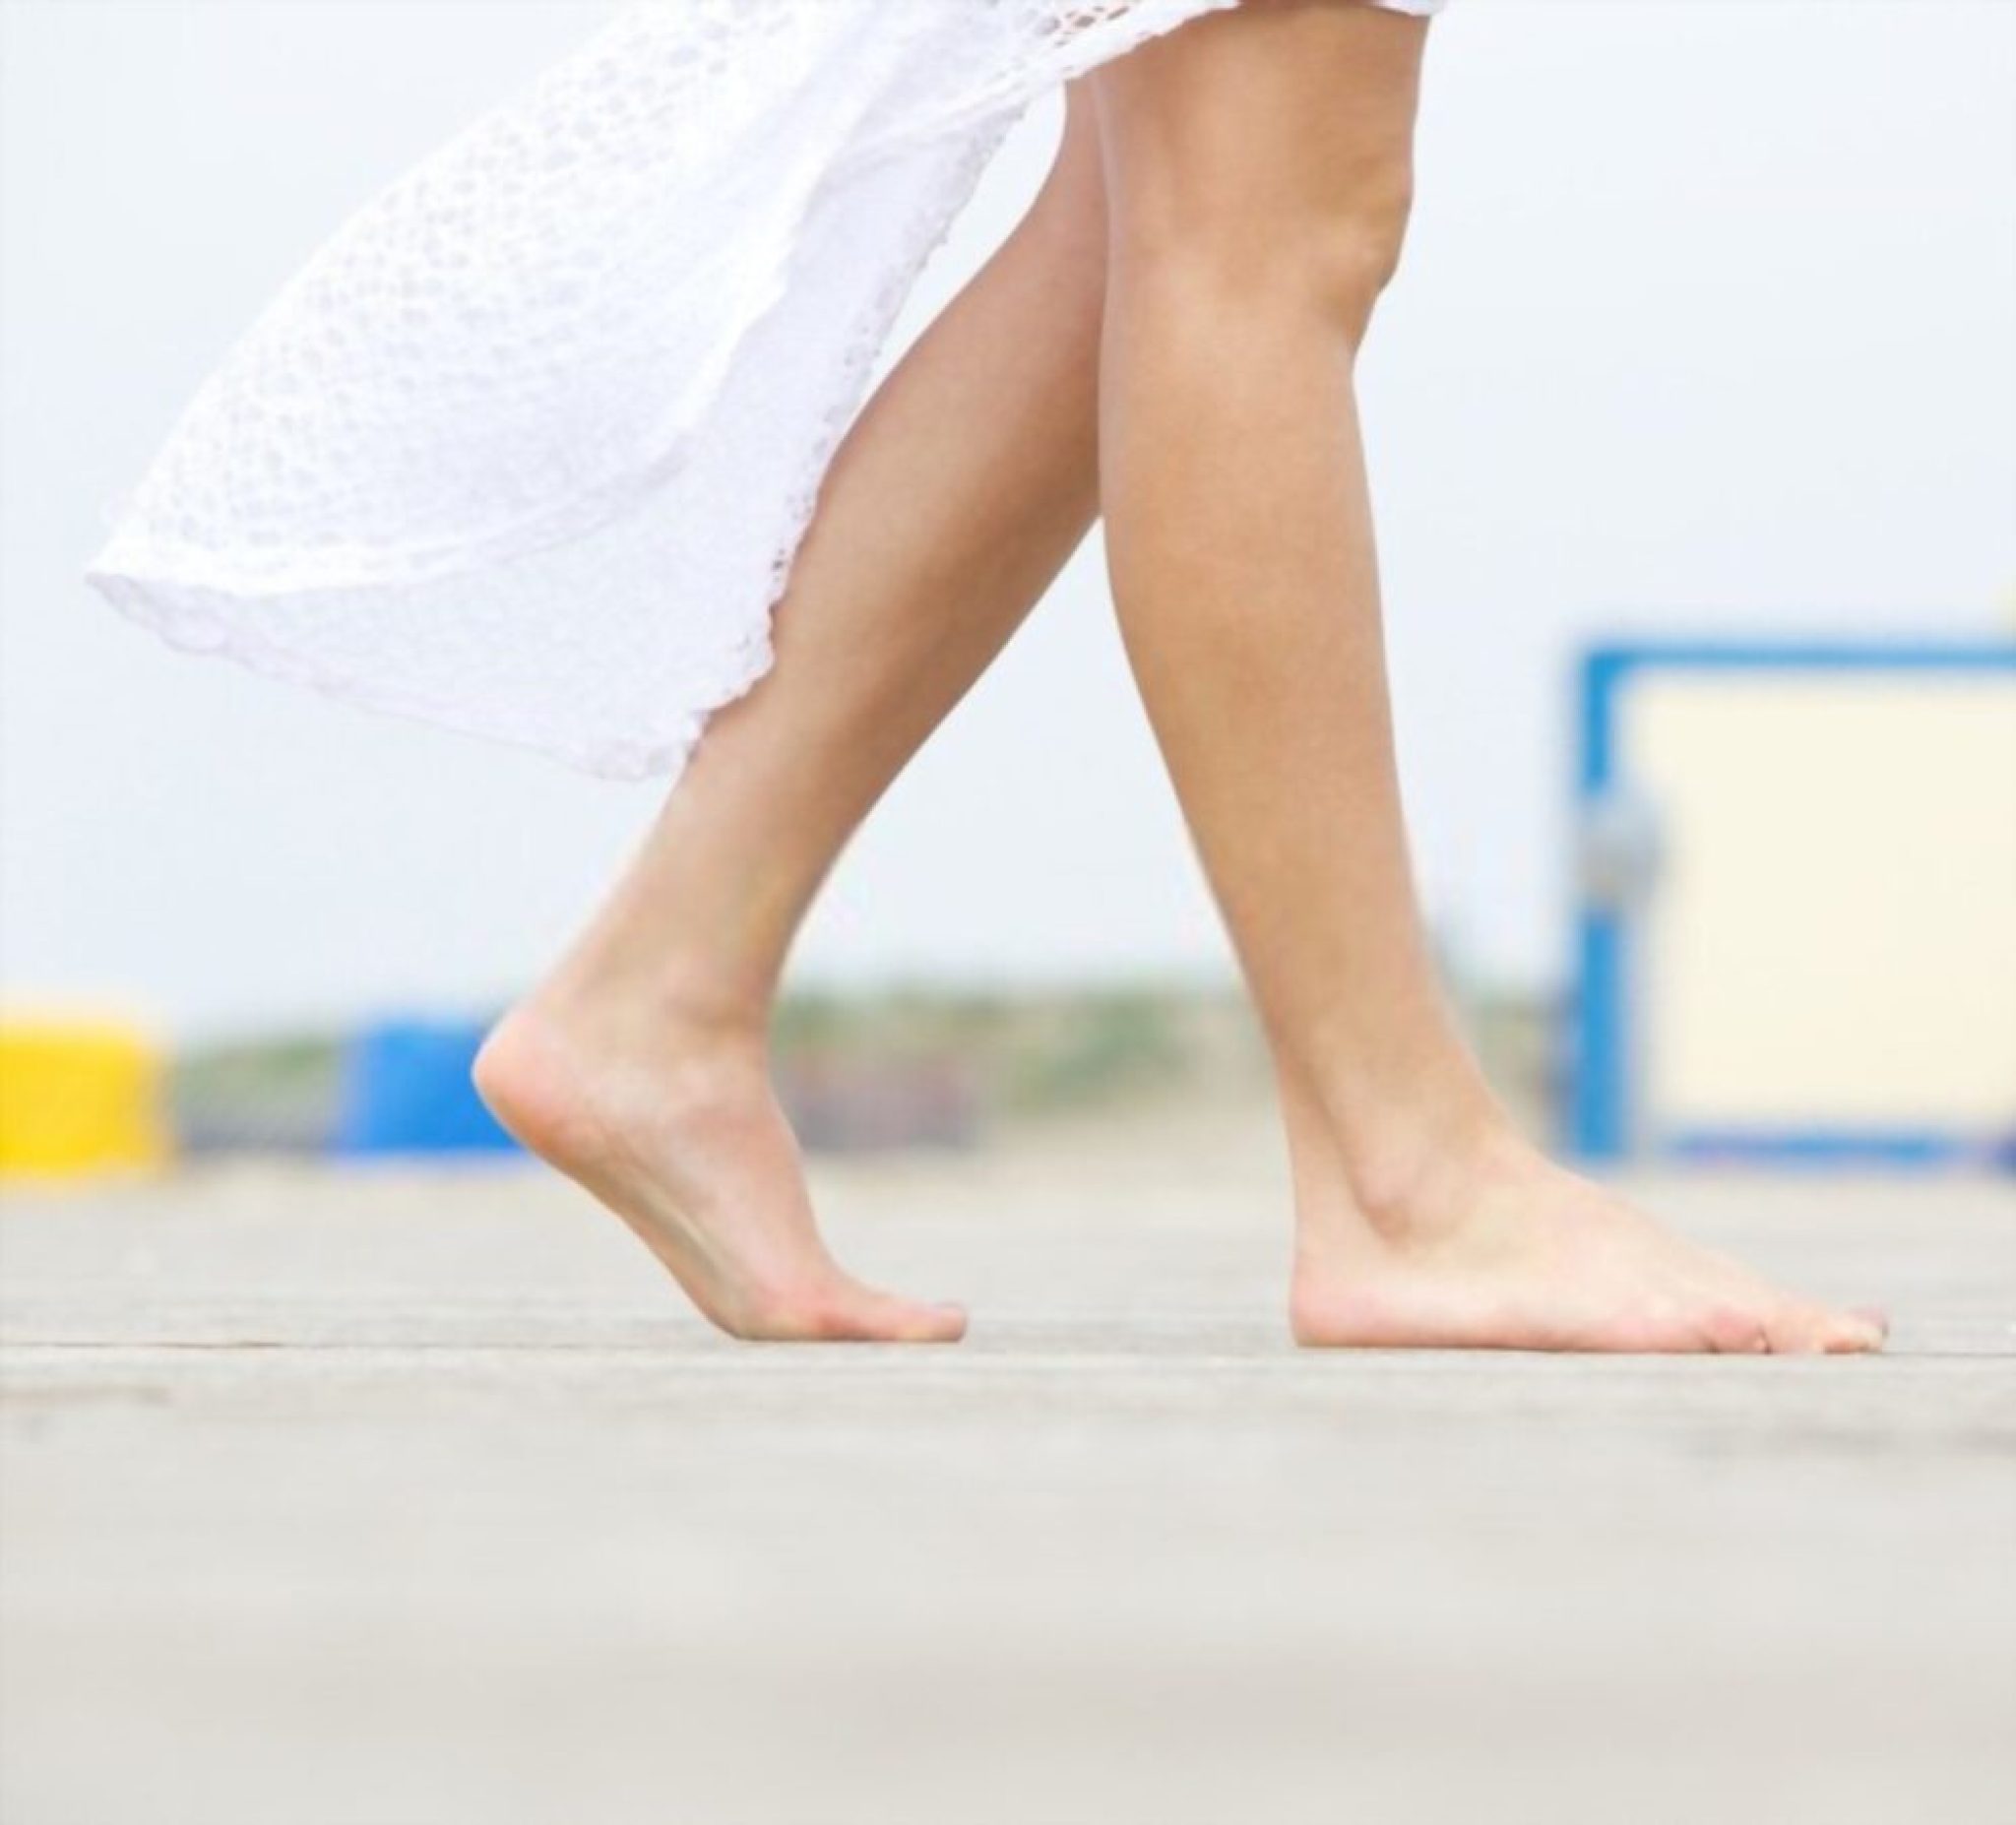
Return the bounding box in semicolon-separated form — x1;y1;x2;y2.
473;999;966;1344
1291;1123;1887;1354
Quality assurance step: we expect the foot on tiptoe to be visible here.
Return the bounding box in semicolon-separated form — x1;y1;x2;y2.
474;996;966;1344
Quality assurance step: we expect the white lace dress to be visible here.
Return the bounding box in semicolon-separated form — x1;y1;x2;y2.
89;0;1446;781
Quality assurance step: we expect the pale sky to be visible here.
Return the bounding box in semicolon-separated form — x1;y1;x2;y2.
3;1;2013;1038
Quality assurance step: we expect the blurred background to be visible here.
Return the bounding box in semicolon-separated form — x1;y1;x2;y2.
2;0;2012;1171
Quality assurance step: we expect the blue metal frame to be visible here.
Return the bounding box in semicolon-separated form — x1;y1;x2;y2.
1568;638;2016;1166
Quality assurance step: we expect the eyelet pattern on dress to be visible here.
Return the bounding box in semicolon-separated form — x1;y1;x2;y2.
89;0;1444;780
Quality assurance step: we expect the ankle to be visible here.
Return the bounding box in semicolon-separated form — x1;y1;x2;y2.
529;949;774;1062
1353;1101;1513;1234
1294;1072;1527;1248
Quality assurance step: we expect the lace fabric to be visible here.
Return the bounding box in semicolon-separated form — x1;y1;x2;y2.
88;0;1445;781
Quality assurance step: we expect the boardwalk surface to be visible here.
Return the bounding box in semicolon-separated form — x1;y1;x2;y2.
4;1106;2013;1825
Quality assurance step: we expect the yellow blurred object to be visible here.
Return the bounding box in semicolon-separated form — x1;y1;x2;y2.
0;1023;171;1177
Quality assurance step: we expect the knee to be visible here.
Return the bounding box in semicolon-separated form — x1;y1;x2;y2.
1110;156;1415;347
1290;179;1414;343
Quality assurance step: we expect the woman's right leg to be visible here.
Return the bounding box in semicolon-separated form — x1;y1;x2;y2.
1090;0;1879;1353
476;93;1109;1342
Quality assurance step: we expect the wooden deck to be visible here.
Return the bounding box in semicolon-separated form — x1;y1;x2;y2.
4;1106;2011;1824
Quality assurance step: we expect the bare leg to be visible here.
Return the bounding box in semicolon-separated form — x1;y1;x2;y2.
476;94;1109;1341
1091;1;1881;1353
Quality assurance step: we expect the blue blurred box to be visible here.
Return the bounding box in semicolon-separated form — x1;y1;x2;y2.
335;1018;521;1157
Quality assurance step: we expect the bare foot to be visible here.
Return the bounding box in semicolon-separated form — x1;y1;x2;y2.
472;999;966;1343
1290;1123;1886;1354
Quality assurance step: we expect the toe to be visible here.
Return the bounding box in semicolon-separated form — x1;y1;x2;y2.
1631;1298;1725;1353
834;1288;968;1345
720;1277;956;1344
891;1298;969;1345
1763;1300;1884;1355
1761;1301;1835;1355
1693;1301;1770;1353
1819;1306;1887;1354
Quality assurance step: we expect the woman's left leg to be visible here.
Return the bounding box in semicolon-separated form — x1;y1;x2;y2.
477;92;1111;1341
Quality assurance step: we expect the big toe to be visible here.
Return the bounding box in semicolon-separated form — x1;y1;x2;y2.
832;1285;968;1345
883;1296;969;1345
1821;1305;1887;1354
1764;1299;1881;1355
